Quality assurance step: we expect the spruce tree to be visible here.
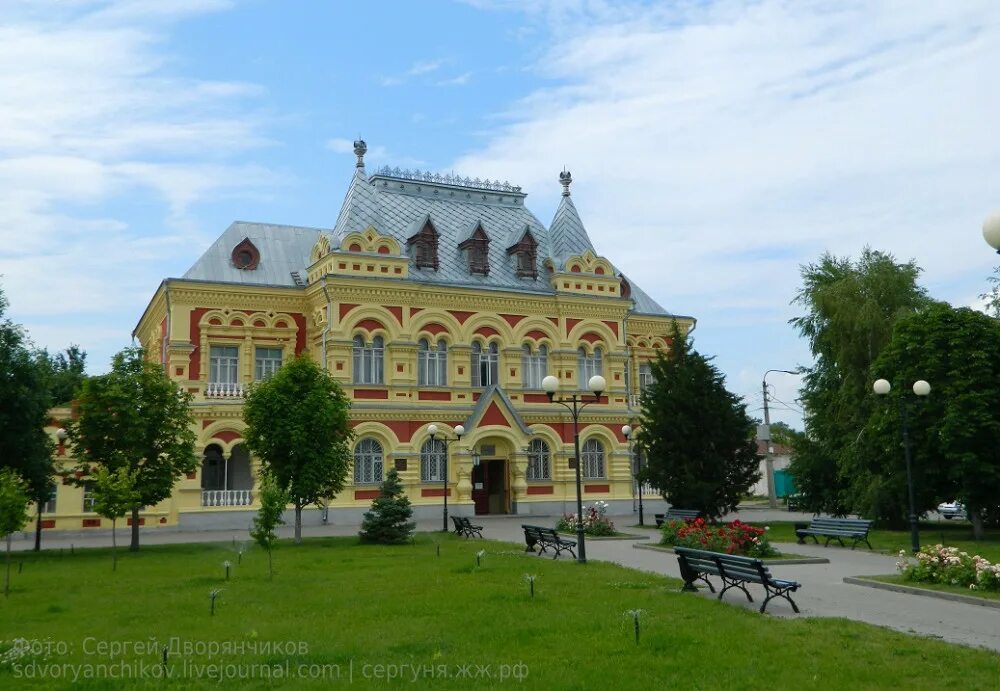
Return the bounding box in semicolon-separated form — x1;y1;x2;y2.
359;469;415;544
637;322;760;519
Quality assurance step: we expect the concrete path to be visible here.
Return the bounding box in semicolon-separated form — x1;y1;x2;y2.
9;511;1000;653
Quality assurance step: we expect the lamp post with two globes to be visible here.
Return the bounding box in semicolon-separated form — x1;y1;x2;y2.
427;424;464;533
541;374;606;564
873;378;930;553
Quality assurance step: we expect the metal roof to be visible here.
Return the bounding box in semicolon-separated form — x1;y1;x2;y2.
178;163;674;317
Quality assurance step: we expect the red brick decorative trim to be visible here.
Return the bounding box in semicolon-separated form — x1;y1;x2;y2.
421;488;452;497
523;393;550;403
40;519;55;529
584;484;610;493
354;389;389;400
526;486;554;495
418;390;451;401
82;518;101;528
127;517;146;526
354;490;380;500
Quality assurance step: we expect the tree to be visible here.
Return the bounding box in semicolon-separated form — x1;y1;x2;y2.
242;355;353;544
250;472;287;579
0;286;57;552
0;469;30;597
38;345;88;406
980;266;1000;319
91;467;140;571
788;248;931;516
862;304;1000;537
359;469;415;544
637;322;760;519
66;347;196;551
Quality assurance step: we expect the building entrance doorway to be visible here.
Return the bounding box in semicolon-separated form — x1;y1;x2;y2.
471;459;509;515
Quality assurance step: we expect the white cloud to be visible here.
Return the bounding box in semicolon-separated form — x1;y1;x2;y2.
0;1;276;368
436;72;472;87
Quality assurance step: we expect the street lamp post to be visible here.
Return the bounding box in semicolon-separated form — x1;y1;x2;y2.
873;378;930;553
427;423;465;533
761;369;797;508
542;373;606;564
621;425;644;526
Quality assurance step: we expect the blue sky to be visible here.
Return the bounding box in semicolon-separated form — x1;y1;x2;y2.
3;0;999;428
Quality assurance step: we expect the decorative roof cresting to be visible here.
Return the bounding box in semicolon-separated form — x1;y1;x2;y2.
559;169;572;197
372;166;523;194
354;139;367;169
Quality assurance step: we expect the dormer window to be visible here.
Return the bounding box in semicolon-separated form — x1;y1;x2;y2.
231;238;260;270
506;227;538;279
407;219;439;271
458;223;490;276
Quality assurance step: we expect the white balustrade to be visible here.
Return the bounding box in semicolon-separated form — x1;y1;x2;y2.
205;382;245;398
201;489;254;507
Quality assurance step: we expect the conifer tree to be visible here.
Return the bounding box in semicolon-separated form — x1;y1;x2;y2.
359;469;415;544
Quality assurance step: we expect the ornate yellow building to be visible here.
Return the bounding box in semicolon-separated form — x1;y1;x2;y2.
36;142;693;532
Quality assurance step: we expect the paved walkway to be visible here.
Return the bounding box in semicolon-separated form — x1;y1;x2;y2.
10;511;1000;652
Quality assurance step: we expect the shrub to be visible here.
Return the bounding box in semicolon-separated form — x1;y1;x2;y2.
659;518;777;558
359;469;415;544
898;545;1000;592
557;501;616;536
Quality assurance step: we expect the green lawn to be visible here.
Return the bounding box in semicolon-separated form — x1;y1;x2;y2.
1;536;999;689
747;521;1000;562
866;575;1000;603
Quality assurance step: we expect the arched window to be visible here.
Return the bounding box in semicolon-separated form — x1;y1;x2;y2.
581;439;605;479
471;341;499;387
353;335;384;384
420;438;448;483
354;438;384;485
526;439;550;480
577;346;603;384
418;338;448;387
521;344;548;389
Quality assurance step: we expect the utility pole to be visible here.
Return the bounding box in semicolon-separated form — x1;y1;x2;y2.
761;370;796;509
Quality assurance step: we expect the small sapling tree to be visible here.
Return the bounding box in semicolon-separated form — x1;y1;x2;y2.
250;472;287;579
0;469;30;596
91;466;140;571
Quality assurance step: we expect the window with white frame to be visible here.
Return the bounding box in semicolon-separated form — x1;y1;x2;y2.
353;335;384;385
581;438;605;479
577;346;603;384
521;344;548;389
471;342;499;387
209;345;239;384
82;483;96;512
639;361;655;391
353;438;384;485
526;439;551;480
255;347;283;380
417;338;448;387
420;438;447;482
42;487;57;514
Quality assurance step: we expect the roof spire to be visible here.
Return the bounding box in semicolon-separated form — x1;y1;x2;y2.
559;168;572;197
354;139;367;169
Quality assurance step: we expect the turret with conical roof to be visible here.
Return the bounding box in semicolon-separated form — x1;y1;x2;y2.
548;169;596;267
329;139;385;241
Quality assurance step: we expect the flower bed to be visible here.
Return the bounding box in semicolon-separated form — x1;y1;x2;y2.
897;544;1000;592
659;517;777;558
556;501;616;536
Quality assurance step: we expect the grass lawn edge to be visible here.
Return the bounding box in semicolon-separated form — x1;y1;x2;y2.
845;576;1000;609
556;531;651;541
632;542;829;565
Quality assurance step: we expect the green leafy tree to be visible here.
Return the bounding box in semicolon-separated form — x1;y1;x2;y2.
38;345;88;405
0;469;30;597
243;355;353;544
981;266;1000;319
66;347;196;551
250;472;287;579
359;469;415;544
0;286;57;552
92;467;140;571
637;322;760;519
788;248;931;515
862;304;1000;537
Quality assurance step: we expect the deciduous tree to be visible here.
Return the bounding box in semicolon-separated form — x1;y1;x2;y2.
67;347;196;551
0;469;30;597
92;467;140;570
637;323;760;519
243;355;353;544
250;472;287;579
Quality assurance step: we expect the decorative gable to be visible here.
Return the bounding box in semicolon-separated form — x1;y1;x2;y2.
506;226;538;279
458;223;490;276
406;217;439;271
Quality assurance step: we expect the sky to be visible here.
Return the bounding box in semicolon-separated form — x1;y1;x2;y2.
2;0;998;429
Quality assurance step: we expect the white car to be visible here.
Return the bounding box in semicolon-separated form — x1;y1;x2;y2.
937;501;966;520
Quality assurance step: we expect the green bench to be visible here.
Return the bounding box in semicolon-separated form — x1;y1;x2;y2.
521;524;577;560
654;508;701;528
674;546;801;614
450;515;483;539
795;517;873;550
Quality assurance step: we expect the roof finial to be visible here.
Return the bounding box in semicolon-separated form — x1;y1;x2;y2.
354;139;367;169
559;168;572;197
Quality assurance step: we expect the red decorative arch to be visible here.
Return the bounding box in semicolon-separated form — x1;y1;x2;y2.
580;332;603;344
356;318;387;333
475;326;499;339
